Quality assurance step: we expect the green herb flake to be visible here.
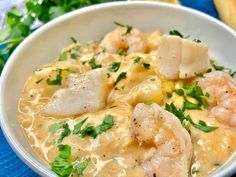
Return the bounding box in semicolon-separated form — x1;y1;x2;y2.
175;89;184;96
195;72;204;77
58;53;67;61
95;115;114;134
206;68;212;73
166;92;172;98
165;103;217;133
107;62;120;72
117;48;124;55
210;59;236;78
150;78;156;81
70;37;77;44
47;69;63;86
79;115;114;138
169;30;183;38
70;53;78;60
58;144;71;159
73;118;88;134
51;144;73;177
58;123;71;143
75;158;91;176
205;92;210;98
143;63;150;69
35;78;43;84
183;99;201;110
48;122;63;134
114;72;127;86
114;21;133;35
193;120;218;133
133;57;142;64
63;68;76;73
80;125;97;138
193;39;201;43
214;163;221;167
88;58;102;69
210;59;225;71
107;73;111;78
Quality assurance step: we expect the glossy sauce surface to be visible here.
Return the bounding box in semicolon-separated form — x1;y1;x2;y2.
18;30;236;177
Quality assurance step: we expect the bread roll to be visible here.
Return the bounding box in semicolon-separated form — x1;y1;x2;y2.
214;0;236;30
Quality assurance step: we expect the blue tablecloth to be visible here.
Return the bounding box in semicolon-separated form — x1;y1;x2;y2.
0;0;219;176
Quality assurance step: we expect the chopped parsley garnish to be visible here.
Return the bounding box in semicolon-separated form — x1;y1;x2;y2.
46;69;63;86
88;57;102;69
183;99;201;110
51;144;73;177
169;30;183;38
35;78;43;84
58;144;71;159
150;78;156;81
194;72;204;77
49;122;64;134
166;92;172;98
205;92;210;97
114;72;127;86
51;144;91;177
183;81;209;109
165;103;218;133
58;53;67;61
134;57;142;64
210;59;236;77
143;63;150;69
58;123;71;143
70;37;77;44
73;118;88;134
114;21;133;35
48;122;71;143
169;30;203;43
175;89;184;96
214;163;221;167
117;48;125;55
192;120;218;133
75;158;91;176
73;115;114;138
94;115;114;134
107;62;120;72
210;59;225;71
70;53;78;60
165;102;190;129
193;39;201;43
63;68;76;73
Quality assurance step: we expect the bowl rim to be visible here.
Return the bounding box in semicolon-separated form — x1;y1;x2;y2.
0;1;235;177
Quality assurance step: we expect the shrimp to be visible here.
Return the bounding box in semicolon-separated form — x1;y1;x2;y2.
100;27;147;54
198;71;236;126
131;103;192;177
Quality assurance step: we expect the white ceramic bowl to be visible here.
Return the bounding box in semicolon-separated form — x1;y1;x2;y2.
0;2;236;177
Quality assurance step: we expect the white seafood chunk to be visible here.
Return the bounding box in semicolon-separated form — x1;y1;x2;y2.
131;103;192;177
41;68;109;116
179;39;209;78
157;35;182;80
157;34;210;79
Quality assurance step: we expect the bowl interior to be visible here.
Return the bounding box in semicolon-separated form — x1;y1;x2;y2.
1;2;236;177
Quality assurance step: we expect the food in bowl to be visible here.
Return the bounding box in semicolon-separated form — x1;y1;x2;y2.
18;22;236;177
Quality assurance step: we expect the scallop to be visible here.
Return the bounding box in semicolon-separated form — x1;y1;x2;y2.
157;34;210;79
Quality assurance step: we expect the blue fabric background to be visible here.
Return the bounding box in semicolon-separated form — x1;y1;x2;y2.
0;0;219;176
